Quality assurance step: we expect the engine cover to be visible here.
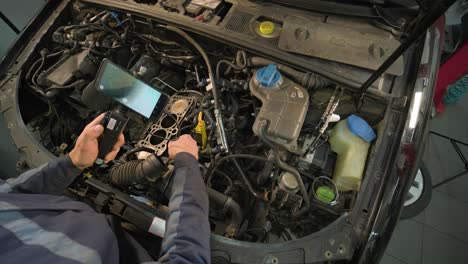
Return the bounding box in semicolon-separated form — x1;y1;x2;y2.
249;65;309;153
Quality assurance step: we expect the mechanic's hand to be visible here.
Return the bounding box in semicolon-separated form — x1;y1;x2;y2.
168;134;199;160
69;113;125;170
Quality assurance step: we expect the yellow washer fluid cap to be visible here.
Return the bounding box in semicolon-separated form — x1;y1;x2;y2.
259;21;275;35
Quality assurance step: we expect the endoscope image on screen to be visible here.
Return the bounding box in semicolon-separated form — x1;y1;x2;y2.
96;59;164;118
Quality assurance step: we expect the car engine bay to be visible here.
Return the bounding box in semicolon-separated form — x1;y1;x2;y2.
13;2;391;253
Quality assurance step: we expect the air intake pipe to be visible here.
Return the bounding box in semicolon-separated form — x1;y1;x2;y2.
110;154;167;186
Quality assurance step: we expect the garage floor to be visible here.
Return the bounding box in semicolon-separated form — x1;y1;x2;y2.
381;95;468;264
1;2;468;263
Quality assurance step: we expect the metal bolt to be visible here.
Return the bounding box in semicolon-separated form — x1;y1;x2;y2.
59;143;68;150
369;43;385;58
16;161;24;170
264;256;279;264
338;245;346;254
294;28;309;41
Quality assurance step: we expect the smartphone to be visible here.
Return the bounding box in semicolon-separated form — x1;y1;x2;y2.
95;59;167;118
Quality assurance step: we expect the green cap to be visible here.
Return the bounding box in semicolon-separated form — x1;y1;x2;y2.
316;186;336;204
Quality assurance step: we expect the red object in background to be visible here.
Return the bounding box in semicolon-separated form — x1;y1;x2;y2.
434;42;468;113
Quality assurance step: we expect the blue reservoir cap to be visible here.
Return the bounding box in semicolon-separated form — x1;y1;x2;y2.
256;64;281;87
346;115;376;142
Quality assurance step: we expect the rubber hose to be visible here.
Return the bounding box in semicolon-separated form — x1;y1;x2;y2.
160;25;229;152
110;154;166;186
249;57;331;89
258;123;310;217
232;159;264;200
207;154;274;184
110;160;143;186
236;50;247;69
228;95;239;116
202;109;215;130
249;57;396;101
206;154;274;200
207;187;243;238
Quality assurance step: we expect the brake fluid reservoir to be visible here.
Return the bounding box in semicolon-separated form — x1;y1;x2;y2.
329;115;376;191
250;64;309;153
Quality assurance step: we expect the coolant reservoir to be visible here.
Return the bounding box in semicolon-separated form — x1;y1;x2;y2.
249;64;309;153
329;115;376;191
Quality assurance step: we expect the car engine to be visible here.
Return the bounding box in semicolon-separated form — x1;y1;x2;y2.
18;6;382;246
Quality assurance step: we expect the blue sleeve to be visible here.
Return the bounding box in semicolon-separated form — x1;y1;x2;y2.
0;155;82;195
158;152;210;264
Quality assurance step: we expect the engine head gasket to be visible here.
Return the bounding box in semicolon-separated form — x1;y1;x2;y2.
137;95;196;155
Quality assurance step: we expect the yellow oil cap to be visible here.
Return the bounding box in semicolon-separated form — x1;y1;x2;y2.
259;21;275;35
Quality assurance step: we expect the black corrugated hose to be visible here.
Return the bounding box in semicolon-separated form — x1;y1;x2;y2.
207;187;243;238
110;154;167;186
248;56;331;89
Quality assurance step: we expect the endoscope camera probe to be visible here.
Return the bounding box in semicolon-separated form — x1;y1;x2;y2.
93;59;168;165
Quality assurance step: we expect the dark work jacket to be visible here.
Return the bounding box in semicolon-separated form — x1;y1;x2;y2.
0;153;210;264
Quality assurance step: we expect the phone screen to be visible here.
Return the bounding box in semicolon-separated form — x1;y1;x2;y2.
96;59;164;118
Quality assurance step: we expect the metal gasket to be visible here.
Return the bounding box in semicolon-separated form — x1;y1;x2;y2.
137;95;196;155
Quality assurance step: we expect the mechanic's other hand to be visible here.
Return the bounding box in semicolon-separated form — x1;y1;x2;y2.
69;113;125;170
168;134;199;160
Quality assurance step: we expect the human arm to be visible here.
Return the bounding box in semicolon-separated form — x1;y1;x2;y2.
0;114;124;195
158;135;210;264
